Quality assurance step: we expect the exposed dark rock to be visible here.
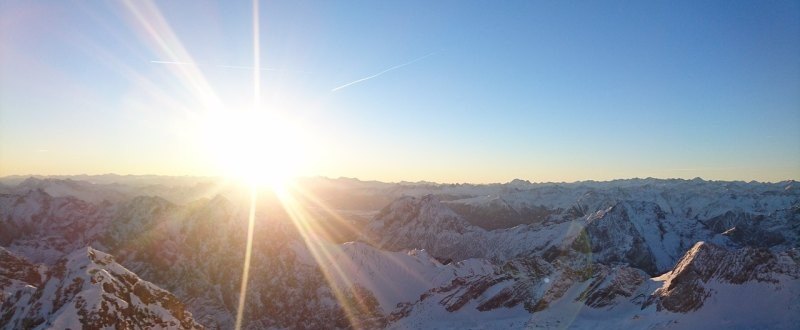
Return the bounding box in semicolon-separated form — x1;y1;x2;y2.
577;266;646;308
646;242;800;313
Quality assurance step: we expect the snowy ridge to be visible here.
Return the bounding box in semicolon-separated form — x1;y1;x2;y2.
362;195;732;273
1;176;799;329
579;201;730;274
647;241;800;313
362;195;585;262
0;246;202;329
290;240;496;314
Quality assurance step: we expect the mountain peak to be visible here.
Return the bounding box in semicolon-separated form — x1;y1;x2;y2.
648;241;799;313
1;246;203;329
507;178;531;186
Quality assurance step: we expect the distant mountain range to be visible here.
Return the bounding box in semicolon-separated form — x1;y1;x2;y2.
1;176;798;329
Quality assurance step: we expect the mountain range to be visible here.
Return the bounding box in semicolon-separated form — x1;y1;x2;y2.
1;175;798;329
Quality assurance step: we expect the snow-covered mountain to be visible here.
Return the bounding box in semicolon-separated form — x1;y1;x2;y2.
1;176;798;329
0;246;202;329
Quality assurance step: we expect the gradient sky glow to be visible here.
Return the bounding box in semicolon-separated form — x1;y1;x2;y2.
1;0;798;183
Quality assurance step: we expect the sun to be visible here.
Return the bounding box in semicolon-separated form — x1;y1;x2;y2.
200;109;310;189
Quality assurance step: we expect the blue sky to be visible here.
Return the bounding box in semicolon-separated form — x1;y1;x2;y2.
1;0;798;182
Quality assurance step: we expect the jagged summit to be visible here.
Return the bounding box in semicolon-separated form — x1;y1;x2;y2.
648;241;800;313
362;195;483;260
1;246;202;329
1;177;799;329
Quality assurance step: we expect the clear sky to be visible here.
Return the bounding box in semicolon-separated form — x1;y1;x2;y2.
1;0;798;183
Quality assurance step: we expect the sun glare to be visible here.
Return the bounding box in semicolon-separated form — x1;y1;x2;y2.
201;109;310;189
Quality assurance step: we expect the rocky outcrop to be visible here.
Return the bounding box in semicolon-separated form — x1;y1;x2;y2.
577;265;647;308
0;247;203;329
362;195;488;261
705;206;800;248
389;254;597;322
576;201;723;275
579;202;661;274
0;247;41;289
646;242;800;313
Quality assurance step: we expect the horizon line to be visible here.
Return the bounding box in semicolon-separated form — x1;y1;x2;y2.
1;173;797;186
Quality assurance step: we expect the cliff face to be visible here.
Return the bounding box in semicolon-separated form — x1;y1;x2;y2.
647;241;800;313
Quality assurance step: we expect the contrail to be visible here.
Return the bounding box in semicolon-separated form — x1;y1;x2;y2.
331;52;437;92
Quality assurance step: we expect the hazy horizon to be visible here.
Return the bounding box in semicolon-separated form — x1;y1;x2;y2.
1;172;797;186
